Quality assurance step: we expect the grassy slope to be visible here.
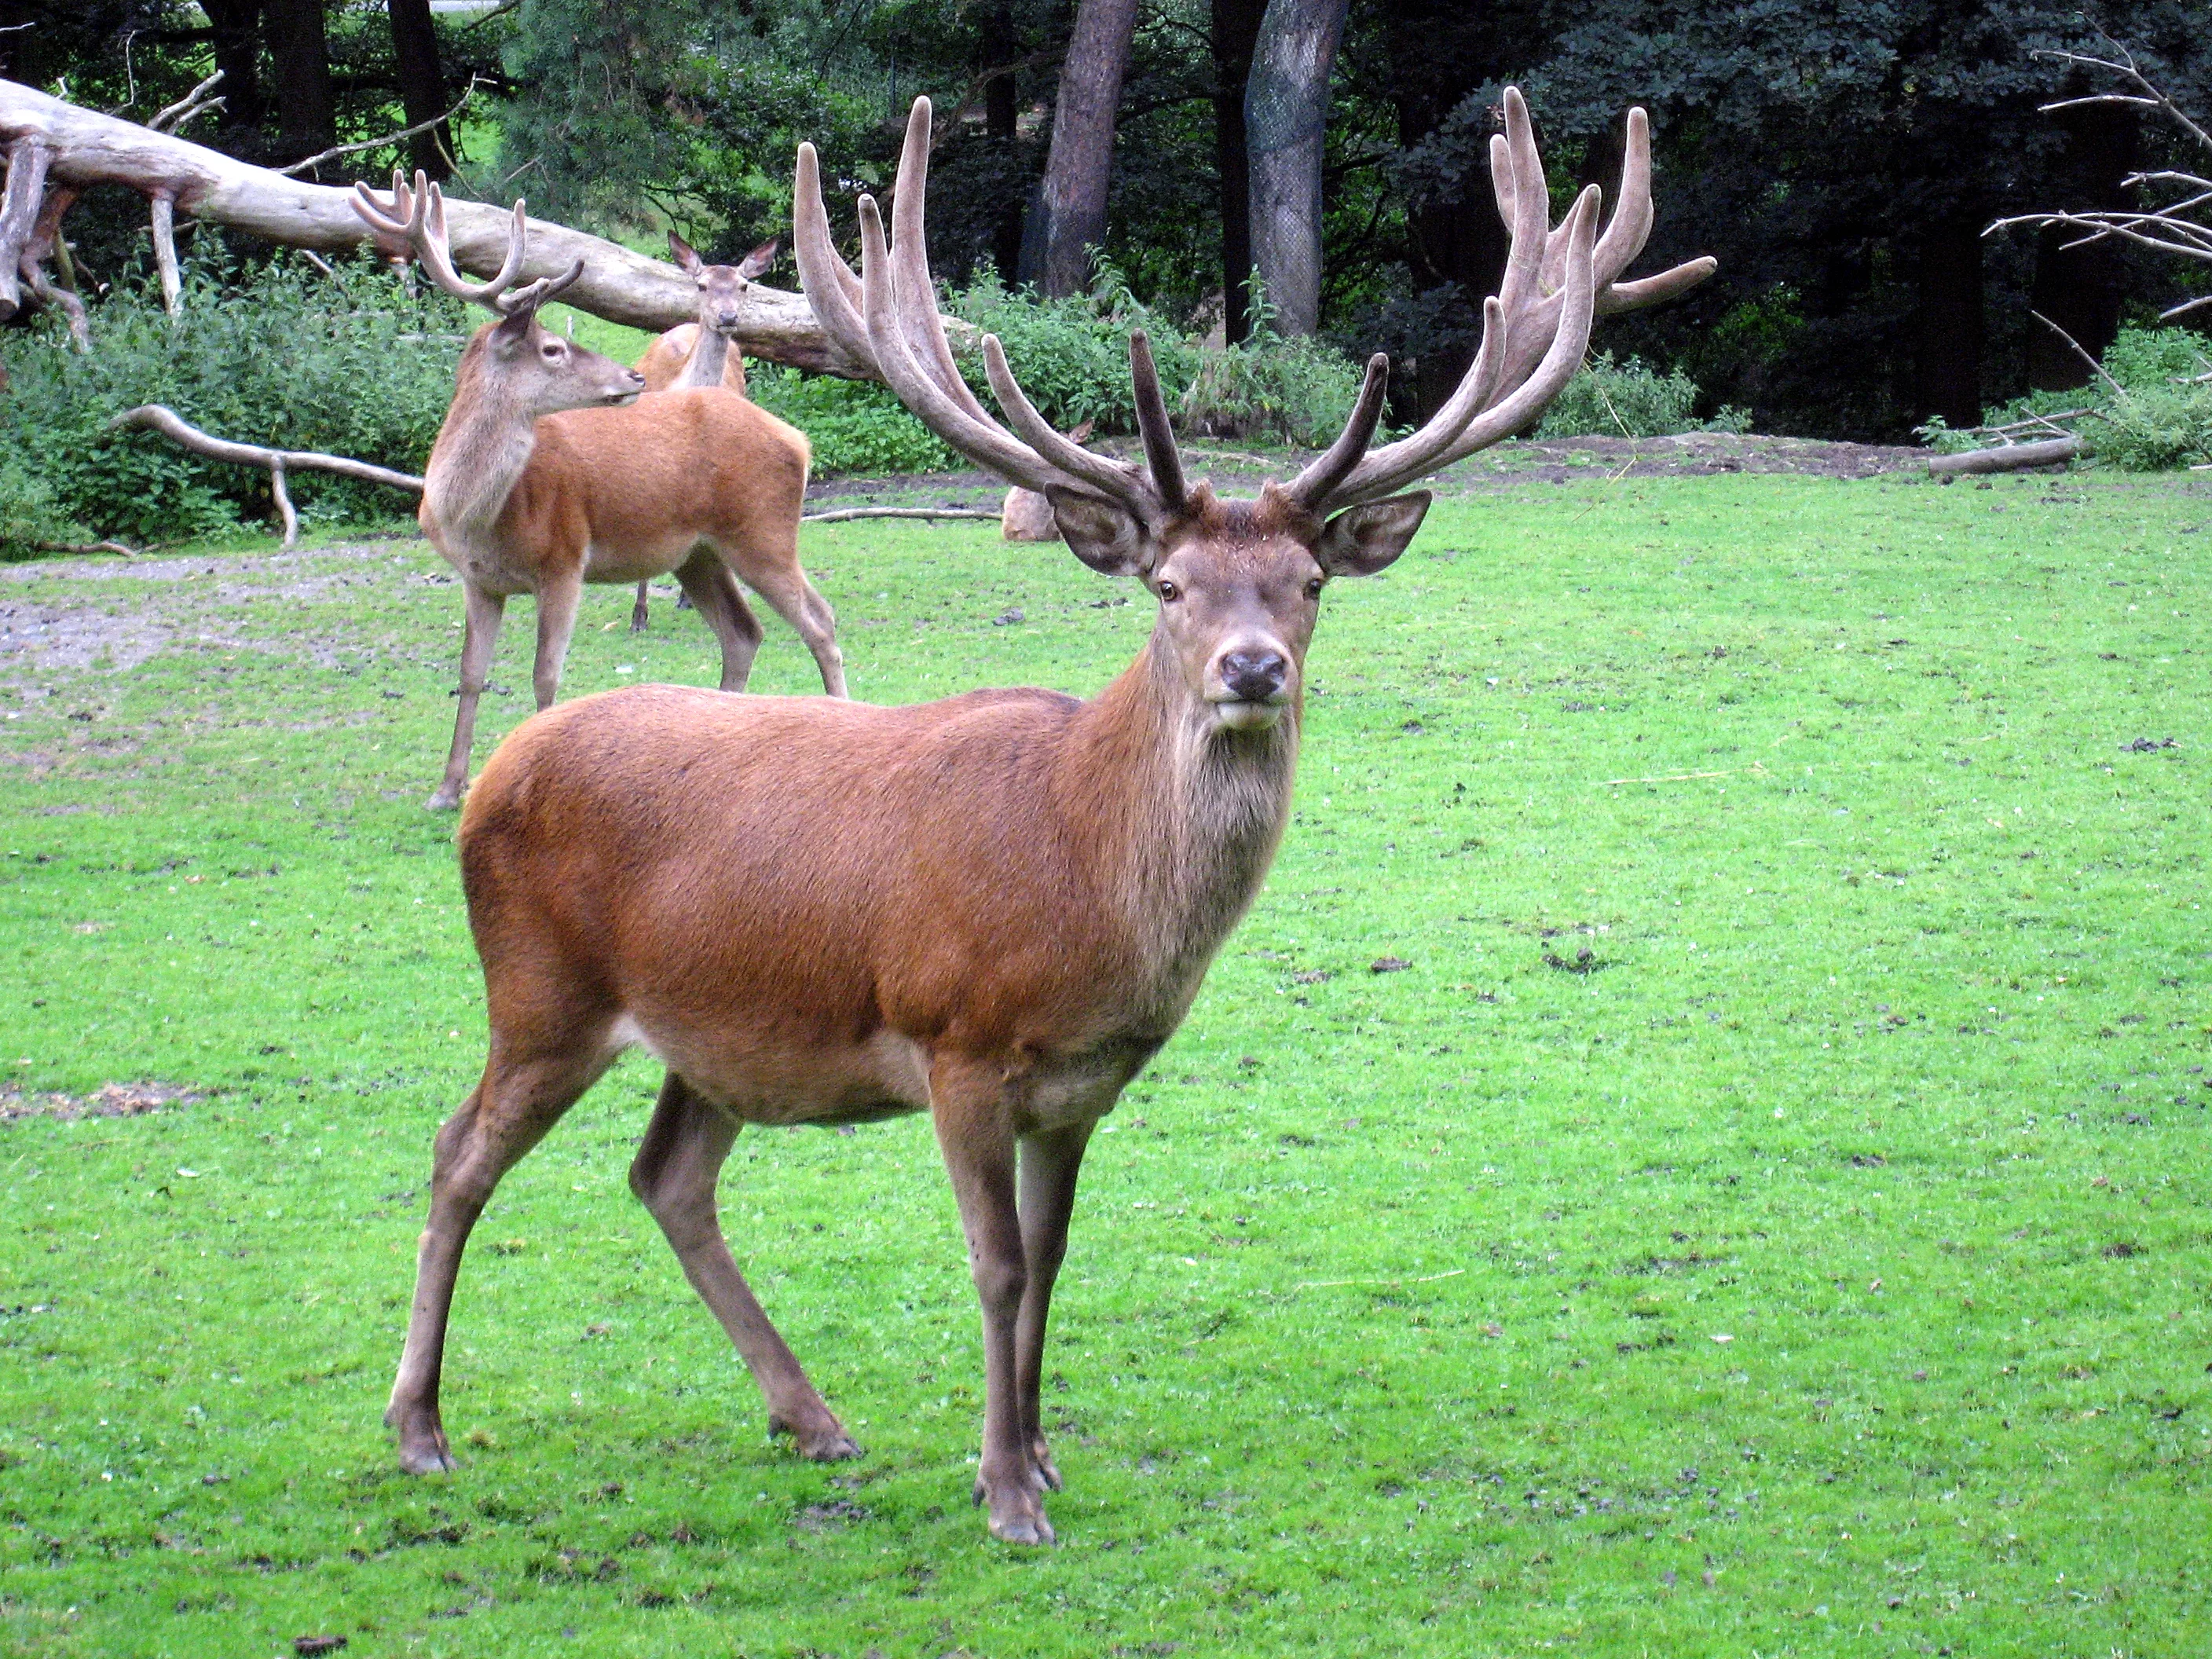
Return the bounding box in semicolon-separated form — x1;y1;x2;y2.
0;471;2205;1658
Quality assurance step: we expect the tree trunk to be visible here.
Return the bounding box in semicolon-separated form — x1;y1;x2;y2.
983;1;1025;282
1245;0;1346;336
386;0;453;182
1034;0;1139;297
1914;214;1983;429
1211;0;1265;341
197;0;269;157
266;0;336;170
2027;102;2137;391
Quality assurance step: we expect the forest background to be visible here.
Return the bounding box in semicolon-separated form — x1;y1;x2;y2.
4;0;2212;449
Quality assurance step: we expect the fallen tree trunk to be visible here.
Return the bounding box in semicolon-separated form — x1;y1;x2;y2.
0;77;875;376
1926;436;2083;476
112;404;424;548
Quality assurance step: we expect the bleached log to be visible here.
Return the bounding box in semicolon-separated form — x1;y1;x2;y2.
0;77;875;375
1926;436;2082;476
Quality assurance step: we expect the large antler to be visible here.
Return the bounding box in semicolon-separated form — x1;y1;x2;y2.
1289;90;1716;512
796;100;1186;526
350;168;583;316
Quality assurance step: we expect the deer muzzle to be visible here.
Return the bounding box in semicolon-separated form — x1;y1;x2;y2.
1208;645;1291;730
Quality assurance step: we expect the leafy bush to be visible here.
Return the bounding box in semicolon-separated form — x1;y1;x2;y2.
746;367;958;476
1535;351;1749;439
1181;331;1368;449
0;253;467;548
948;267;1199;436
1918;327;2212;469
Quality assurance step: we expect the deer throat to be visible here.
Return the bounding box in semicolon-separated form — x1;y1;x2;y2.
423;401;542;553
1068;649;1302;1019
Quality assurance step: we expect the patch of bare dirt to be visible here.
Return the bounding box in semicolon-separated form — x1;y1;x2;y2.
0;1080;200;1122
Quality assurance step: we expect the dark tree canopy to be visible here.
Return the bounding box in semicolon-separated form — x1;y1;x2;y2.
5;0;2209;439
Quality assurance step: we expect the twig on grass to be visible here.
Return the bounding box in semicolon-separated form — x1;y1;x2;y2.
801;507;1000;524
1291;1269;1467;1292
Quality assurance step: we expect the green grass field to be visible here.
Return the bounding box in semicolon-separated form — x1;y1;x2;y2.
1;468;2205;1657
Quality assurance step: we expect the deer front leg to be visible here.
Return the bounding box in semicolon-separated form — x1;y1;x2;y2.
532;573;584;710
630;579;650;633
628;1074;859;1460
1015;1122;1092;1494
932;1058;1052;1544
430;583;506;811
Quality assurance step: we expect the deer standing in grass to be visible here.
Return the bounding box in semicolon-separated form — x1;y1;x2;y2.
382;92;1711;1543
350;176;845;810
627;233;782;632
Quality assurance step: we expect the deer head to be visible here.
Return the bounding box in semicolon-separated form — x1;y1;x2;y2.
669;231;779;343
352;170;645;419
794;94;1713;736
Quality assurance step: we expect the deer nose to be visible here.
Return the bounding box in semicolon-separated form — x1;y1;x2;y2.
1220;647;1288;703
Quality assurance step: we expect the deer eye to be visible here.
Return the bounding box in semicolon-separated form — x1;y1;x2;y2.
540;342;563;361
1305;577;1325;601
1157;580;1181;602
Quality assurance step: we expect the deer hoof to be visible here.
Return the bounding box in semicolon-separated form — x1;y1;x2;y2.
985;1497;1055;1547
390;1412;456;1474
769;1411;862;1462
426;785;464;812
1028;1437;1063;1492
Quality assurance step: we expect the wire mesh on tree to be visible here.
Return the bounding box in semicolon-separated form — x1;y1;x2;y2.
1243;0;1346;337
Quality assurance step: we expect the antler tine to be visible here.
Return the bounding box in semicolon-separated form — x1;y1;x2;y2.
350;166;423;240
981;335;1159;515
1128;331;1188;513
501;257;587;315
412;186;534;313
888;100;1024;435
855;195;1064;493
1492;90;1550;330
1327;186;1602;510
793;141;873;366
1590;106;1716;315
1285;353;1390;509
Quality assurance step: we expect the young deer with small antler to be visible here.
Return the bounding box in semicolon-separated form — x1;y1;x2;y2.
381;93;1710;1543
627;233;782;632
350;177;844;809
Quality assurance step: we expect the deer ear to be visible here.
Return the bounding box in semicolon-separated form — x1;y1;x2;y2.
1317;492;1430;577
668;230;702;276
1046;485;1150;577
738;239;778;280
489;307;539;354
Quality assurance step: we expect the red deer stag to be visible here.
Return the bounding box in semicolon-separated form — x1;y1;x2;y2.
628;233;780;632
381;92;1711;1544
350;175;845;810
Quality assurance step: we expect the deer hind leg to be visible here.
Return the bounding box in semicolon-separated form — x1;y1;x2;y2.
627;1073;859;1459
630;580;650;633
388;1039;610;1474
931;1056;1053;1545
531;573;584;711
1013;1122;1093;1495
673;548;764;693
734;558;845;698
431;582;507;811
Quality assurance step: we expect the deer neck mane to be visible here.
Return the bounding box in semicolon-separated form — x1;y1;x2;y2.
676;324;731;389
423;346;545;544
1057;637;1301;1015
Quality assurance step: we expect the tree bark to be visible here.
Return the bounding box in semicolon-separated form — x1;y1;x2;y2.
1245;0;1346;335
1914;214;1983;429
0;76;885;375
983;1;1025;282
266;0;336;170
386;0;453;182
1034;0;1140;297
196;0;269;156
1211;0;1265;341
2027;102;2137;391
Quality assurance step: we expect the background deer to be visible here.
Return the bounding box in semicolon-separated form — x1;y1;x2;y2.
628;233;781;631
351;175;846;809
379;94;1710;1543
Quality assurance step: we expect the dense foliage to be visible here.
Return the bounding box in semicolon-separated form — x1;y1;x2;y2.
1919;324;2212;469
0;257;466;548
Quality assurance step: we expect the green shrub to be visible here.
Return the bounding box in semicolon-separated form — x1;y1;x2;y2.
947;267;1200;437
1181;331;1367;449
747;366;959;476
0;253;467;548
1536;350;1749;439
1919;326;2212;470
